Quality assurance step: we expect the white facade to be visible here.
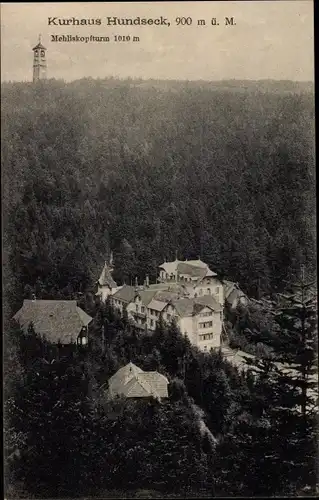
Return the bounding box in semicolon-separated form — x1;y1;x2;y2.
111;289;222;352
96;260;119;302
98;284;122;302
158;259;224;306
193;277;224;305
103;257;225;352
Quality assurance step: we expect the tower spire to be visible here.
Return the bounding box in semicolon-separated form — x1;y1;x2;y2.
32;35;47;82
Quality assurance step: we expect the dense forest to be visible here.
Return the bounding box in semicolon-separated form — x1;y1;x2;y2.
4;286;318;497
2;77;316;316
2;77;317;497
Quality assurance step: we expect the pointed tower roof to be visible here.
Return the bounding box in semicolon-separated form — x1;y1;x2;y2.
32;34;46;51
98;262;117;288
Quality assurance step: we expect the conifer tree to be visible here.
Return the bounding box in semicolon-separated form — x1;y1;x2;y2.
241;269;318;495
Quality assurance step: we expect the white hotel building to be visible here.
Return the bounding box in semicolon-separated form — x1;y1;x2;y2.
97;258;227;352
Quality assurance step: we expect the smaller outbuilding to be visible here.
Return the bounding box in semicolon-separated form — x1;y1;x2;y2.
107;362;169;401
13;299;93;346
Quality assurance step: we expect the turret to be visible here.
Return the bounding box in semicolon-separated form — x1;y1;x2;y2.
32;34;47;82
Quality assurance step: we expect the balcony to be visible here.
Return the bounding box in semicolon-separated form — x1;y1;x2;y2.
132;311;146;319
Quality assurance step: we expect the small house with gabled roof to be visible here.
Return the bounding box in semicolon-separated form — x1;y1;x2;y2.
107;362;169;401
13;299;93;346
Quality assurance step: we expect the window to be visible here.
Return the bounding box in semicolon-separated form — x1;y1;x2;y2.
207;288;211;295
199;311;211;317
204;346;207;351
82;337;87;345
200;333;213;341
216;287;220;293
199;321;213;329
199;289;203;296
155;311;159;317
41;50;45;57
150;319;154;327
141;306;145;313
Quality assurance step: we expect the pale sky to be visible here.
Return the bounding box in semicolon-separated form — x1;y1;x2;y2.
1;1;314;82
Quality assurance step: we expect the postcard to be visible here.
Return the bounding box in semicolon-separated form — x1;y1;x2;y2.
2;1;316;498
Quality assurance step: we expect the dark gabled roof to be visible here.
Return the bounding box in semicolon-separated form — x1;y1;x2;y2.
177;262;207;279
194;295;222;312
13;300;92;344
138;289;158;306
147;299;168;312
173;298;194;317
112;284;136;303
173;295;222;317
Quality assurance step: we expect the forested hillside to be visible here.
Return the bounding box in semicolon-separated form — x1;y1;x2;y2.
2;77;315;314
3;77;317;497
5;292;317;497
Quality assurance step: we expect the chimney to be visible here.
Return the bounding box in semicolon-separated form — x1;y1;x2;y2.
109;251;114;267
31;293;36;302
146;275;150;287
